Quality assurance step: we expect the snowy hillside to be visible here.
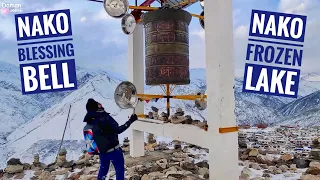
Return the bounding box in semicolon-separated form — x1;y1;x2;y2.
301;73;320;82
296;74;320;99
0;62;124;145
1;65;320;167
15;140;86;165
274;91;320;127
0;62;44;144
2;74;133;167
2;70;210;167
278;91;320;116
277;108;320;127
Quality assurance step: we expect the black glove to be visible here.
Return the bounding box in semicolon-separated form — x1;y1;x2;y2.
129;114;138;123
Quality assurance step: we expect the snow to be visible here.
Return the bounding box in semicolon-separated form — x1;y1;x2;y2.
301;73;320;82
15;170;34;180
240;127;275;133
238;165;306;180
184;147;208;163
3;75;132;166
1;62;320;172
5;146;309;180
0;62;111;145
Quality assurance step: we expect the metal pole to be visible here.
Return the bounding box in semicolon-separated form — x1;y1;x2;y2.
56;105;72;157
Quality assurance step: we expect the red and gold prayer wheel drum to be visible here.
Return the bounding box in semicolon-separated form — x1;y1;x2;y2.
142;8;192;85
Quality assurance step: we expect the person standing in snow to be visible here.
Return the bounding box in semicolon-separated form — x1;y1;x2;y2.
83;98;137;180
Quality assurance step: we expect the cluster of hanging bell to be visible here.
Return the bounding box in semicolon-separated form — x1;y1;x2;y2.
102;0;204;34
103;0;137;34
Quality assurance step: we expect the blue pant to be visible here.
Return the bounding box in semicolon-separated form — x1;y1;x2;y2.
98;148;125;180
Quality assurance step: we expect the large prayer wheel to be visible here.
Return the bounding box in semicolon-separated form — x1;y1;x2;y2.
142;8;192;85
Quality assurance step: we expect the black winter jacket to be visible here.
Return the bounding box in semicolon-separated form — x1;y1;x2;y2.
83;109;134;153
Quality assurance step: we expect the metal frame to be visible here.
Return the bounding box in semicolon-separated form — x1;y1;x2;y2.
87;0;234;133
155;0;197;8
136;84;206;117
88;0;240;178
88;0;204;22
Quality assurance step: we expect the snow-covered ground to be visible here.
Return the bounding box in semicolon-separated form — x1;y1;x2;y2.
238;165;306;180
3;141;308;180
1;62;320;174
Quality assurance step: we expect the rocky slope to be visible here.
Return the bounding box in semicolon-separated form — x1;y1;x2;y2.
1;138;320;180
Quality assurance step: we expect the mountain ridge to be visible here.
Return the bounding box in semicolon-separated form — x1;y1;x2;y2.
1;61;320;167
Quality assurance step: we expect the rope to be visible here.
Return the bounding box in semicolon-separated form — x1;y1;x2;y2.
170;84;177;95
55;104;72;162
159;84;166;94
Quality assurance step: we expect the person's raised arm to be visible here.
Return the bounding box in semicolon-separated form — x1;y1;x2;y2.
117;114;138;134
98;113;138;134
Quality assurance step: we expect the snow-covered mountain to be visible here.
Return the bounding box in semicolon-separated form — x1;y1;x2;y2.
278;108;320;127
2;74;132;167
301;73;320;82
275;90;320;127
0;62;44;145
278;90;320;116
295;74;320;99
0;69;209;166
233;77;286;125
0;62;124;145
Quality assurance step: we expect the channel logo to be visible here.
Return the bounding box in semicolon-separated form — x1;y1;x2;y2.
1;1;23;14
1;8;9;14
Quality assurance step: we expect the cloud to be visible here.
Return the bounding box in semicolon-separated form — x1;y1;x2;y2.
277;0;320;73
189;31;205;69
278;0;307;14
80;16;87;22
233;25;250;76
277;0;320;17
233;9;242;26
188;23;250;71
92;9;116;22
234;25;249;39
0;0;127;73
1;0;320;76
190;29;204;40
0;15;16;40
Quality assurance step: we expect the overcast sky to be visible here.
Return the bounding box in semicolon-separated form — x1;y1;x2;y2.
0;0;319;77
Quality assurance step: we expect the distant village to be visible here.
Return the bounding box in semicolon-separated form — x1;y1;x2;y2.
238;124;320;157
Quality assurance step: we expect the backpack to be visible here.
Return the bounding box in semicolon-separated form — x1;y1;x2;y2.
83;124;100;155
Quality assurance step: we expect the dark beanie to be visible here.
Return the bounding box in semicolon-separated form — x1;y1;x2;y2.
86;98;98;111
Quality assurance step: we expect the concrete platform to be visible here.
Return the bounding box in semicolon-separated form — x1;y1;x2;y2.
132;119;210;149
